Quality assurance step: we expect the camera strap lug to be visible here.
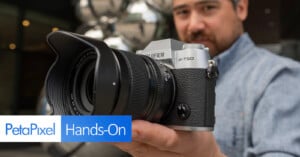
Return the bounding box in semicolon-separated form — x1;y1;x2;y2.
207;60;218;79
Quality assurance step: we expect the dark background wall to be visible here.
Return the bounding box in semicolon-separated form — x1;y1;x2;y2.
244;0;300;43
0;0;79;114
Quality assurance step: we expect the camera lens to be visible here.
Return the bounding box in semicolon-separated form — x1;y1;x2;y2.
46;31;176;122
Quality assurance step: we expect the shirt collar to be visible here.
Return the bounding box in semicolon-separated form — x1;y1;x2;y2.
213;33;255;75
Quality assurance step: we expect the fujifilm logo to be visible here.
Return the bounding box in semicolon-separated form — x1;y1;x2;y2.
137;49;172;60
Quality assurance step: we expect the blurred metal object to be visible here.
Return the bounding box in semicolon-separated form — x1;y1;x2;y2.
76;24;106;40
115;0;169;50
145;0;173;14
76;0;130;25
84;27;105;39
104;36;132;51
92;0;130;22
76;0;98;25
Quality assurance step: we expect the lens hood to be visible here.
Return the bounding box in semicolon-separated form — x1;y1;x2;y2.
46;31;120;115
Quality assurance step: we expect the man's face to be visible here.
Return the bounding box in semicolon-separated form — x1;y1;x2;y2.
173;0;248;56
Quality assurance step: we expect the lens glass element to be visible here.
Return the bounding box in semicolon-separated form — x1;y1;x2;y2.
71;50;96;115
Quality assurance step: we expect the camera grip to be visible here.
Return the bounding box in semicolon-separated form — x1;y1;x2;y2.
162;69;216;131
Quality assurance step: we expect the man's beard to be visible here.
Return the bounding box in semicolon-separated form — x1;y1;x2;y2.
185;31;218;56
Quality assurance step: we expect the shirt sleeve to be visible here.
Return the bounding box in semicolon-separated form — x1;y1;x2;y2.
246;65;300;157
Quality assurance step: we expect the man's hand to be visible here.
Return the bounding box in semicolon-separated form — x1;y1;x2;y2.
112;120;225;157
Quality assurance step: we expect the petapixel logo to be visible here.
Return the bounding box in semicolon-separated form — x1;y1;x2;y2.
5;123;56;136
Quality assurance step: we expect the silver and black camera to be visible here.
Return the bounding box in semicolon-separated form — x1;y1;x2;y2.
45;31;218;131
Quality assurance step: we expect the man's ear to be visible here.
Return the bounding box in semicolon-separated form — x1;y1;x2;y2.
236;0;249;21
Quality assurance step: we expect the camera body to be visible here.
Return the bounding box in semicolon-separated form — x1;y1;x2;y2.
136;39;217;131
45;31;217;131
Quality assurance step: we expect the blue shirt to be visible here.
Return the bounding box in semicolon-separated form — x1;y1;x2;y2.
213;33;300;157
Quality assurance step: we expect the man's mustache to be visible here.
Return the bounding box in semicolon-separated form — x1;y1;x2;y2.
188;31;210;42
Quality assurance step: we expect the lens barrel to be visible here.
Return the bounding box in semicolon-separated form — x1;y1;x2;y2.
111;50;175;121
46;31;175;122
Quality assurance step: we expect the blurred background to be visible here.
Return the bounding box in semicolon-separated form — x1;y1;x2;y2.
0;0;300;156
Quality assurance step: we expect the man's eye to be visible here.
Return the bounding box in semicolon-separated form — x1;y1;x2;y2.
202;4;217;12
175;9;190;16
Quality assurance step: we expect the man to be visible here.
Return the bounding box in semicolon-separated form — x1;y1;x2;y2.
113;0;300;156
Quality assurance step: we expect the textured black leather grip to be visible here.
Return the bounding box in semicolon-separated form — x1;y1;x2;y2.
162;68;216;129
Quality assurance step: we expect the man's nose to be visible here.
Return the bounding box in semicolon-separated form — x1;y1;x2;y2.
187;12;205;33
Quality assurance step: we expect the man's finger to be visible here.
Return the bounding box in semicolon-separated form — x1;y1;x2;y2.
113;142;182;157
131;120;207;154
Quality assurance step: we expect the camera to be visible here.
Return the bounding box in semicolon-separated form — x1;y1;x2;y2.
45;31;218;131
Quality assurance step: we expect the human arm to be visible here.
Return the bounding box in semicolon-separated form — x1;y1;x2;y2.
244;62;300;157
112;120;226;157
